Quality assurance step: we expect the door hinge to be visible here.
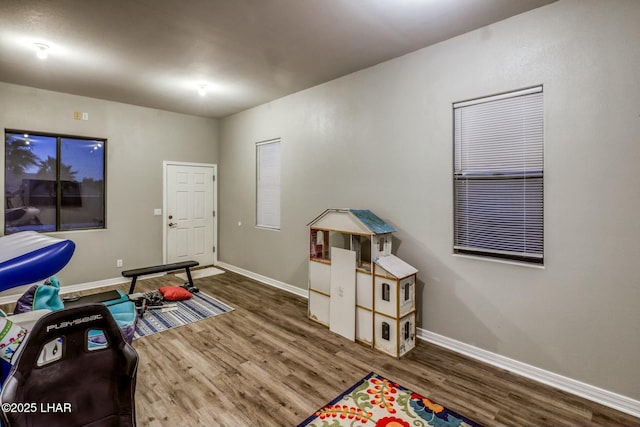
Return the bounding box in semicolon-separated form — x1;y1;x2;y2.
213;175;216;182
213;210;216;217
212;246;216;253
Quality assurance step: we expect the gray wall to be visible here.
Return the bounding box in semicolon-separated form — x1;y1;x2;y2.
0;82;219;289
219;0;640;400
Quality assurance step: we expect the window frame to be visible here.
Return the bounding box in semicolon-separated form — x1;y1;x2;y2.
452;86;544;265
255;138;281;230
4;129;107;233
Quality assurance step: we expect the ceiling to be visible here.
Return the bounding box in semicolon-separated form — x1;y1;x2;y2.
0;0;556;119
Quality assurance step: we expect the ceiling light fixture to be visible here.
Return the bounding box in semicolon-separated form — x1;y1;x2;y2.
198;84;207;96
34;43;49;59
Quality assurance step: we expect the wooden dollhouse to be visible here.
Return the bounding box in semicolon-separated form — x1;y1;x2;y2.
307;208;418;358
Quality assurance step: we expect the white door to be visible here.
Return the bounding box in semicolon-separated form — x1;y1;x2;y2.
164;162;217;266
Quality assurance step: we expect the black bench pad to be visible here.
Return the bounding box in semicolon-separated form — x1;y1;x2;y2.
122;260;199;293
64;290;124;307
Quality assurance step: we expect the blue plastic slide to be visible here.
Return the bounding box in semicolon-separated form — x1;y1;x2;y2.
0;231;75;292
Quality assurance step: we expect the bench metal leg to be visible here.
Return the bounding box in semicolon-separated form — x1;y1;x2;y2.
128;276;138;294
184;267;195;288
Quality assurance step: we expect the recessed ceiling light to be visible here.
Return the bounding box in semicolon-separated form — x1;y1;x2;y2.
34;43;49;59
198;84;207;96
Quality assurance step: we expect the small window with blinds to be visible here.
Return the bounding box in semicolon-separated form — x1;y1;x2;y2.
256;139;281;230
453;86;544;264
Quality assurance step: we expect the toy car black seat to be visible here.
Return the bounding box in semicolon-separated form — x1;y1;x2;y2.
0;304;138;427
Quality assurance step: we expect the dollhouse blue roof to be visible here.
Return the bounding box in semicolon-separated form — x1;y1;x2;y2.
307;209;396;235
349;209;396;234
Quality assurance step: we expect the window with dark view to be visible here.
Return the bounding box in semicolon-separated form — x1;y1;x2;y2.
5;131;106;233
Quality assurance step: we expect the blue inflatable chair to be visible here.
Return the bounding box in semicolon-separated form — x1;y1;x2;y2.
0;231;75;292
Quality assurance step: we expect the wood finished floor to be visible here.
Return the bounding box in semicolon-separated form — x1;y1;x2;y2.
8;269;639;426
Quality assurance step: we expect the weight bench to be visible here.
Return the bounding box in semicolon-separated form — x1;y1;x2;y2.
122;260;199;294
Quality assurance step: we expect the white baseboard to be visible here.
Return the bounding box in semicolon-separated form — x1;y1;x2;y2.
216;262;308;298
418;329;640;418
218;262;640;419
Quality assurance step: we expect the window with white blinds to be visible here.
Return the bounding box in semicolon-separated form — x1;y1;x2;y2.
453;86;543;264
256;139;281;230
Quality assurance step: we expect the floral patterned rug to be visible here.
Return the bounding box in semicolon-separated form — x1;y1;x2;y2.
297;372;482;427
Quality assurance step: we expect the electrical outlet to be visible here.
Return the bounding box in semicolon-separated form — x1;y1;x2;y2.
116;259;123;268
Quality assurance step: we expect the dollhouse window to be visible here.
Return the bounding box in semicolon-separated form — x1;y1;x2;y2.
382;322;390;340
378;237;384;252
404;283;411;302
382;283;390;301
404;321;411;340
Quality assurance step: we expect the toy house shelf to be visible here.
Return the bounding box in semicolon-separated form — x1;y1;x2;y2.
307;208;417;358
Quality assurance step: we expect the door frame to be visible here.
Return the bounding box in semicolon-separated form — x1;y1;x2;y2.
162;161;218;265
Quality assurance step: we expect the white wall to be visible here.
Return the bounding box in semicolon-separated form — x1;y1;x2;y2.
0;82;219;290
219;0;640;401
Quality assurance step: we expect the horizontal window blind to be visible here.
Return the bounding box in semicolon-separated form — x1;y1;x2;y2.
454;87;544;263
256;139;281;230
